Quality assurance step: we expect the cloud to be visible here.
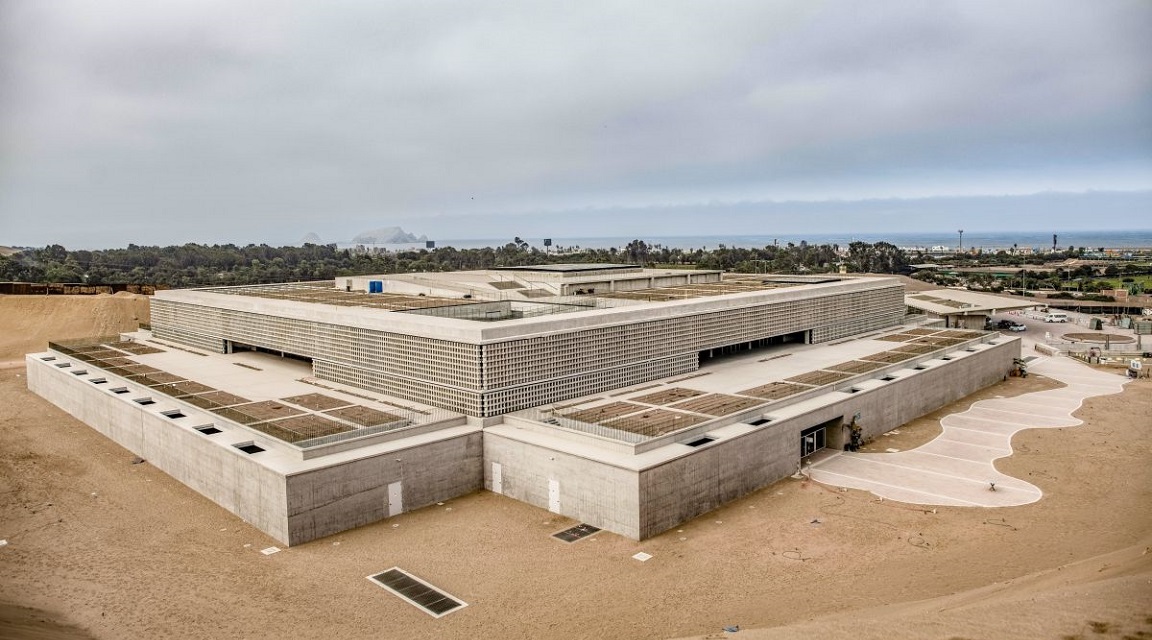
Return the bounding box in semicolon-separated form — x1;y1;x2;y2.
1;0;1149;248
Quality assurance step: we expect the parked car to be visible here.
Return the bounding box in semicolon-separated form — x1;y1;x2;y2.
995;319;1026;331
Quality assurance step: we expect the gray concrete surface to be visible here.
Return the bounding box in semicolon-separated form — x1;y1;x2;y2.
808;349;1129;507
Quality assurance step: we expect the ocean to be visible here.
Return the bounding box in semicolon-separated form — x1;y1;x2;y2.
344;229;1152;252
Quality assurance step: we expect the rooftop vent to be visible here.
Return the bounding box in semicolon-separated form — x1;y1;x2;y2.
234;442;264;454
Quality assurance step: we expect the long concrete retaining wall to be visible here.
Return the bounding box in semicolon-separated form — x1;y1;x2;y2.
26;354;290;542
637;339;1019;538
26;353;484;546
483;338;1019;540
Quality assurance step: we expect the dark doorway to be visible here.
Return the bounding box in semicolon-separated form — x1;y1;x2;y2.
699;330;810;365
225;341;313;364
800;416;843;458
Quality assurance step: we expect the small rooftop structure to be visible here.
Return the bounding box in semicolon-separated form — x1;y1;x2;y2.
906;289;1037;329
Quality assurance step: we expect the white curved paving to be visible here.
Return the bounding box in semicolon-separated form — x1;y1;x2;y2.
808;353;1129;507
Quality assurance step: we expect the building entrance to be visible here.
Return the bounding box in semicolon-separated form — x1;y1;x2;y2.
800;424;826;458
699;330;810;365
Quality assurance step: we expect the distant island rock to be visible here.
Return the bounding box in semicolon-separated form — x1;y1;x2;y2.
351;227;428;244
300;232;324;245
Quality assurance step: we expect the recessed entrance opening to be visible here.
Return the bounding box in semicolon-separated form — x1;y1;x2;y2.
684;436;715;447
699;330;810;365
161;410;186;419
195;425;222;435
224;341;313;364
748;417;773;426
801;416;844;459
134;398;156;406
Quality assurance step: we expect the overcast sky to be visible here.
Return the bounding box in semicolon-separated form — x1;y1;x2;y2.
1;0;1150;248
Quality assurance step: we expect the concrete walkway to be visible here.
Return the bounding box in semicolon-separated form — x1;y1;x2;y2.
808;352;1129;507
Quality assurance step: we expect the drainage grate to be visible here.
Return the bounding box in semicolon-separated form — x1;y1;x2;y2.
552;523;601;543
367;568;467;618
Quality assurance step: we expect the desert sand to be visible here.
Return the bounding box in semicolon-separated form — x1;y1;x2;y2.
0;294;149;362
0;296;1149;640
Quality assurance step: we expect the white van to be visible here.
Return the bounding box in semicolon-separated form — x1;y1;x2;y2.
1043;312;1068;323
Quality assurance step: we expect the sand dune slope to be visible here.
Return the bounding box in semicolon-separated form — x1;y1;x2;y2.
0;294;149;362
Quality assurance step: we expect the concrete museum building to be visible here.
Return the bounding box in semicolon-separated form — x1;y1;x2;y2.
27;264;1019;545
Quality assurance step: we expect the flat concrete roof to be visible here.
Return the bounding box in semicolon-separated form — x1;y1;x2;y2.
492;263;638;273
206;281;476;312
42;321;1015;478
43;332;473;474
905;289;1037;316
159;275;903;343
530;326;989;442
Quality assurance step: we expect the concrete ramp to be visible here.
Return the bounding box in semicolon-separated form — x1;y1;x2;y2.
808;354;1128;507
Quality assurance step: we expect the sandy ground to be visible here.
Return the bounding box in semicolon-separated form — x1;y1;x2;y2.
1;301;1151;640
0;295;149;362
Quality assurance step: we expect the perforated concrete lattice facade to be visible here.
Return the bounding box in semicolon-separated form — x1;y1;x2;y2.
150;269;905;417
29;265;1019;546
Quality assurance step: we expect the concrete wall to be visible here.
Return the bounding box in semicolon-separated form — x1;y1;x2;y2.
635;339;1019;539
638;426;797;539
26;355;290;543
284;432;483;545
483;433;641;539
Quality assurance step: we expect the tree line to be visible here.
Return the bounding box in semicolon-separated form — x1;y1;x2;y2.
5;238;1112;288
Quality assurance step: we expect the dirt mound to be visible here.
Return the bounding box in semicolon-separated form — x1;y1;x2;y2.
675;542;1152;639
0;295;150;362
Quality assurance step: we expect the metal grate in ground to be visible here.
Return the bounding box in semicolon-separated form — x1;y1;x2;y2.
367;568;467;618
552;523;601;543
